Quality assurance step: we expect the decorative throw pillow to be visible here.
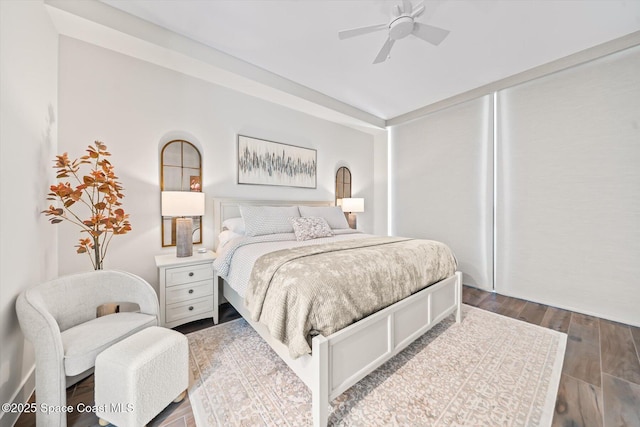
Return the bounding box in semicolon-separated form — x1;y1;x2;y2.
240;205;300;237
298;205;350;229
290;217;333;241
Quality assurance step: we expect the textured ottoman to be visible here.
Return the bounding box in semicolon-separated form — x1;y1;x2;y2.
95;326;188;426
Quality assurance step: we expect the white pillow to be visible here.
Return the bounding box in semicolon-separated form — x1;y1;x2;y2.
298;205;350;229
217;230;243;250
222;217;245;234
240;205;301;237
290;217;333;241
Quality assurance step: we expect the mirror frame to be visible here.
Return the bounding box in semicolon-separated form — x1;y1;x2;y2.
160;140;203;247
335;166;352;205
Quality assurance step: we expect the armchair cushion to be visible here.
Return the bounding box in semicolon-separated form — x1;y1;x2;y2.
61;312;157;376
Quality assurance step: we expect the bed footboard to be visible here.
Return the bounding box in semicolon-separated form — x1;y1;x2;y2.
311;271;462;426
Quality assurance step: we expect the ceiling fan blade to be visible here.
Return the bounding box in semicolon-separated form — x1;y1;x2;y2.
402;0;412;15
411;2;425;18
412;22;450;46
338;23;387;40
373;38;395;64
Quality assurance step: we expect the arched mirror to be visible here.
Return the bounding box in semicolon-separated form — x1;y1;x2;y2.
335;166;352;205
161;140;202;247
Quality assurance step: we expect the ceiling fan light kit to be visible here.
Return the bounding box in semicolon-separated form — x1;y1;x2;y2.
338;0;450;64
389;16;414;40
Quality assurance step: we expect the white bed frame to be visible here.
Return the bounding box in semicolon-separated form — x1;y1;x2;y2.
213;198;462;426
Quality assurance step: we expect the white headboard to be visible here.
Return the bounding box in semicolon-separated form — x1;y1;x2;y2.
212;198;334;247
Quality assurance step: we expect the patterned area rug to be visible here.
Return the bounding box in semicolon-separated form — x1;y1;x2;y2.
187;305;566;426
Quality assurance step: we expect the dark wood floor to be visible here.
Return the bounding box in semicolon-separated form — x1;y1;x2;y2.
15;290;640;427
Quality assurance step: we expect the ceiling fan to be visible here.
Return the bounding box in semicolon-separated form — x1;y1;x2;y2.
338;0;450;64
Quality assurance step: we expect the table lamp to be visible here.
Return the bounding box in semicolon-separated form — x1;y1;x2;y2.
341;197;364;229
161;191;205;257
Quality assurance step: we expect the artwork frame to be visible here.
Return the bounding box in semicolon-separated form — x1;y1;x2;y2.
237;135;317;189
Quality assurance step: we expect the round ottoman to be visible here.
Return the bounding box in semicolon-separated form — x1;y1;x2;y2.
95;326;188;426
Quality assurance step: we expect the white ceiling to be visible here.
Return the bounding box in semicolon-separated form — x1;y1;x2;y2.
100;0;640;121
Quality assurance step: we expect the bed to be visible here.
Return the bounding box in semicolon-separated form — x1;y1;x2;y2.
212;198;462;426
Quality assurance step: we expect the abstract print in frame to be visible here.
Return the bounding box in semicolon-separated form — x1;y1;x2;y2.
237;135;317;188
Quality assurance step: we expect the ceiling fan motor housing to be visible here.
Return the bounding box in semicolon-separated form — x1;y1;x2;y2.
389;16;414;40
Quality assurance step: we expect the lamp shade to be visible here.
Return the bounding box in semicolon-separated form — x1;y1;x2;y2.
341;198;364;213
161;191;205;217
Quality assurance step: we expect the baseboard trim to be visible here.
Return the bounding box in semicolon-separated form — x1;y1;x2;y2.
0;365;35;427
495;288;640;329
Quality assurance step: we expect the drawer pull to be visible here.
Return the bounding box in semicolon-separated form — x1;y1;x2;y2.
188;306;194;311
188;272;194;277
188;289;194;294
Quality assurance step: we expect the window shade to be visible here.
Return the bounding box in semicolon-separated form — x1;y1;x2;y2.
495;45;640;325
390;95;493;289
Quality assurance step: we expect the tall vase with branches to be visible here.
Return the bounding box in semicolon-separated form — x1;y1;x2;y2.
43;141;132;270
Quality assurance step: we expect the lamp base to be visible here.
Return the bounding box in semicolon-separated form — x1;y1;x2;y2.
347;213;357;230
176;218;193;257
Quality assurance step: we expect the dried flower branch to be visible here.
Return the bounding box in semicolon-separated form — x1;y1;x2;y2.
42;141;132;270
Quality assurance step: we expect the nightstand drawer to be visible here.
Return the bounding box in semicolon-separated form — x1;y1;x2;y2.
165;280;213;305
165;263;213;286
165;296;214;323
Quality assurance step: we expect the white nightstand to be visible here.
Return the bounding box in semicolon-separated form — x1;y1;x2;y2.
154;251;218;328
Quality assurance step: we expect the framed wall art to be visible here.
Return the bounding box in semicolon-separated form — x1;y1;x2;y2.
237;135;317;188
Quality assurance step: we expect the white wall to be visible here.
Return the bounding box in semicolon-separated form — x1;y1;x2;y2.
0;1;59;426
57;37;375;290
373;130;389;236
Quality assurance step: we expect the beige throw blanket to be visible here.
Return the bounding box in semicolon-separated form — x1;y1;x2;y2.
245;237;457;358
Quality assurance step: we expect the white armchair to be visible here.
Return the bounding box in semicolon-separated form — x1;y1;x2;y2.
16;270;160;427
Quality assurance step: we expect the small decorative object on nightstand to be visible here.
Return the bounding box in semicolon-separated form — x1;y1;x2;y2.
155;250;218;328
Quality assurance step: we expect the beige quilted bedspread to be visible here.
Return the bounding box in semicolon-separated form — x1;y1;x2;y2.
245;236;457;358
